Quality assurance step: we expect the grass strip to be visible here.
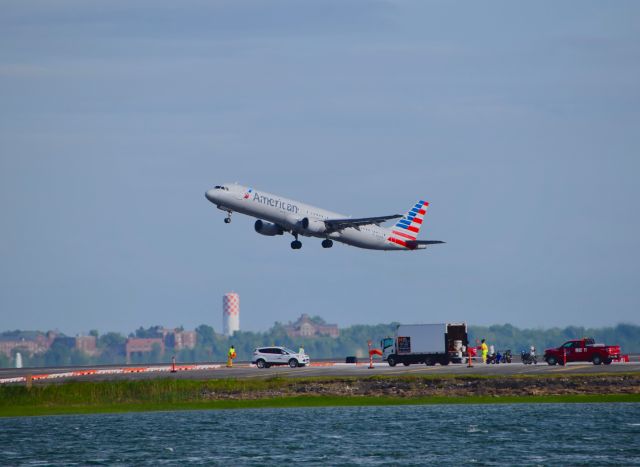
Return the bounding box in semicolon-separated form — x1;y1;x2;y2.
2;394;639;417
1;374;638;417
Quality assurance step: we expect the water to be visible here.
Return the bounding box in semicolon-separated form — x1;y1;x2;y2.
1;403;639;466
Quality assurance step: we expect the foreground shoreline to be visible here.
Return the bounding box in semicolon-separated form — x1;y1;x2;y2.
2;373;638;417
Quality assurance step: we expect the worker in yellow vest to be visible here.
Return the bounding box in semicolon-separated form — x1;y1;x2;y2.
480;339;488;364
227;345;236;368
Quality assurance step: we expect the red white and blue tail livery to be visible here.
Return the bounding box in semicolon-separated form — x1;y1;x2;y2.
386;200;442;249
205;184;445;251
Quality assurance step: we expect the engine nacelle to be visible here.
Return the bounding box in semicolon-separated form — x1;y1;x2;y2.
254;220;284;236
301;217;327;235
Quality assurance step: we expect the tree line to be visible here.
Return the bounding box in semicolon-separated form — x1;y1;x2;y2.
1;322;638;368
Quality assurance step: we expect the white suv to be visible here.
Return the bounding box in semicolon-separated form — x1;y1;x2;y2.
252;347;310;368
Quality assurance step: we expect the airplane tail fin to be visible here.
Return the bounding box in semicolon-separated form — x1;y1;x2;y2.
387;200;430;247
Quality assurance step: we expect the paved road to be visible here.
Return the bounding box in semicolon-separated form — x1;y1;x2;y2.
1;359;638;384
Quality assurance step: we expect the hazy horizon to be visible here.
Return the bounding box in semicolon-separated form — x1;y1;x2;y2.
2;318;638;339
1;2;639;334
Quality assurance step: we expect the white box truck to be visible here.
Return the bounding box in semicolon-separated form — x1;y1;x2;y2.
381;323;468;366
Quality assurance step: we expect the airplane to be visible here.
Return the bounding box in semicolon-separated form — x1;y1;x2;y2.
205;183;445;251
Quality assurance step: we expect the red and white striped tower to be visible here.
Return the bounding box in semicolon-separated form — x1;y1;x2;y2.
222;292;240;336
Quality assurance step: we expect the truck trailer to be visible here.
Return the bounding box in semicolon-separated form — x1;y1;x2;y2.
381;323;468;366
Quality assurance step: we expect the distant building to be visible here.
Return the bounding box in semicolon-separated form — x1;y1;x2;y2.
51;335;98;356
160;328;196;351
75;336;98;355
125;338;165;363
223;292;240;336
0;337;48;357
174;330;196;350
52;336;76;349
283;314;339;338
0;331;53;357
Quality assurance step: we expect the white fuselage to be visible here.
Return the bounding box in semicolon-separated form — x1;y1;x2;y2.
205;184;410;250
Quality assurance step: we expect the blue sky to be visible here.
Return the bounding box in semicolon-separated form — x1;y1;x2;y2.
1;1;638;334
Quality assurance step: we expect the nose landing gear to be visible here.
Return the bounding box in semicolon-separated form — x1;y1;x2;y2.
321;239;333;248
224;211;232;224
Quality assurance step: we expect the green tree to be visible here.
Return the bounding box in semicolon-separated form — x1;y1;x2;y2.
135;325;163;338
196;324;216;346
44;340;72;366
150;342;163;363
98;332;126;364
0;353;10;368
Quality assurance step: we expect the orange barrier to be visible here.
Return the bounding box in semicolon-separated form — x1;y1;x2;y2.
1;364;223;385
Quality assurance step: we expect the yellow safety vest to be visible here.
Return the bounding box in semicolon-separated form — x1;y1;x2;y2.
481;343;488;354
229;348;236;358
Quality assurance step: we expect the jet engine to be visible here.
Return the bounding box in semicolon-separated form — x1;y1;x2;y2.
301;217;327;235
254;220;284;236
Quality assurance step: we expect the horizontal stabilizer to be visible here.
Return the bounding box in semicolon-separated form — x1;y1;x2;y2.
405;240;446;248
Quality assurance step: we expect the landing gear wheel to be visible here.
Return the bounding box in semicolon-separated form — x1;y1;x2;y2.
224;211;232;223
291;240;302;249
321;239;333;248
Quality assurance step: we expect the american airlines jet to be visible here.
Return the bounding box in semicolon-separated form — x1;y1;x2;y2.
205;183;445;251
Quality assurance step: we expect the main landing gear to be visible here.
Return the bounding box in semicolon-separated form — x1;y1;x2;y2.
291;233;302;250
321;239;333;248
224;211;232;224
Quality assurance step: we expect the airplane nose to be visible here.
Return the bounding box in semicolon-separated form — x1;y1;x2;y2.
205;189;216;203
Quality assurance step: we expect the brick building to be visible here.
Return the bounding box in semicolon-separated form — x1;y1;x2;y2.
283;314;339;338
125;338;165;363
0;332;52;357
51;335;98;356
0;337;47;357
75;336;98;355
160;328;197;351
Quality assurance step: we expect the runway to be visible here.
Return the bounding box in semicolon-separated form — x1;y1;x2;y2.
1;357;639;384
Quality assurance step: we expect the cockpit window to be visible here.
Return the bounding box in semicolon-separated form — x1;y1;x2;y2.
214;186;229;191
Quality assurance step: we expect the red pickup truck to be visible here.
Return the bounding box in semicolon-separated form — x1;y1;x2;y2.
544;338;621;366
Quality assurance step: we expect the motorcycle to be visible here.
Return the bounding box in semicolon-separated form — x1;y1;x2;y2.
521;347;537;365
486;349;512;364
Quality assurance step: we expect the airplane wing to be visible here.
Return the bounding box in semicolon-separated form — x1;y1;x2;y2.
324;214;402;231
405;240;446;248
